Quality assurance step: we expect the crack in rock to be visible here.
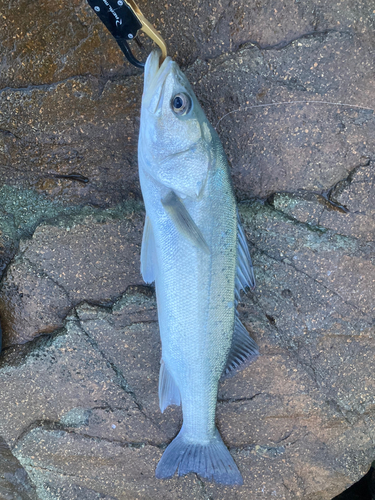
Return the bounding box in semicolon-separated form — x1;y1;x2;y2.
217;393;262;404
245;28;352;51
77;315;153;423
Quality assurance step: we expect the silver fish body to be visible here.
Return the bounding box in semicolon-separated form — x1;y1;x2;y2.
138;50;258;485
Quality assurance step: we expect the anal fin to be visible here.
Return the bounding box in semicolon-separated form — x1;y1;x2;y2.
159;360;181;413
222;314;259;379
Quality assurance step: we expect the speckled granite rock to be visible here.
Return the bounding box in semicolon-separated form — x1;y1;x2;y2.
1;19;374;208
0;208;145;347
0;278;373;499
0;437;38;500
0;290;198;499
0;0;374;499
0;76;142;207
187;30;375;200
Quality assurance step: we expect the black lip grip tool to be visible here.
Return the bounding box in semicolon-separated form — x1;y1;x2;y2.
87;0;167;69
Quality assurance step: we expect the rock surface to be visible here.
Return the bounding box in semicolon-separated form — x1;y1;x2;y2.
0;436;38;500
0;207;145;346
0;0;374;499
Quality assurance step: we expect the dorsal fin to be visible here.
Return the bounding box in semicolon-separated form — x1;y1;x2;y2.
224;210;258;378
235;210;255;300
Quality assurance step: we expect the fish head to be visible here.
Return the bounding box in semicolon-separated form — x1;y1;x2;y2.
139;50;215;199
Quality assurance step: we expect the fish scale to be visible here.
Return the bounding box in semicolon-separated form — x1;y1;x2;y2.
138;50;258;484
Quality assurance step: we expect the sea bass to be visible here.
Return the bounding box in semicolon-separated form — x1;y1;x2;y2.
138;50;258;485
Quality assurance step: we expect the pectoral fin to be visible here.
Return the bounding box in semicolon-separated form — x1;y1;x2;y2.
140;215;156;284
161;191;210;254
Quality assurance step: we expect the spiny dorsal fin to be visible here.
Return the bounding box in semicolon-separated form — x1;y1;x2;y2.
235;210;255;300
161;191;210;254
222;313;259;379
140;215;156;284
159;359;181;413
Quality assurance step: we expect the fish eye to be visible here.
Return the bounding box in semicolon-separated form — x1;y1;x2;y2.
171;93;191;116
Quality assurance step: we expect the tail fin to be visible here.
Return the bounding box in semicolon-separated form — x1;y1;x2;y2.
155;427;243;485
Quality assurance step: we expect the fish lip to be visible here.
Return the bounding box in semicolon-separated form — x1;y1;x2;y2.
146;51;174;84
143;50;176;105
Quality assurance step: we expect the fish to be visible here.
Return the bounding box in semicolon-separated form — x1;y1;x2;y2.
138;50;259;485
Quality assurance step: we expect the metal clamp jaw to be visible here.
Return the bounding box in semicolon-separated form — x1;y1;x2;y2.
87;0;167;69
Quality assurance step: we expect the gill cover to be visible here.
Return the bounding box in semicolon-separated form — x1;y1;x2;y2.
138;51;215;199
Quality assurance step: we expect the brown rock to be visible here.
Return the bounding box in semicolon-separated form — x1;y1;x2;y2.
0;436;38;500
0;0;131;89
0;77;142;207
0;212;145;347
0;313;162;448
16;429;205;500
2;278;373;499
0;291;200;499
76;296;182;441
188;31;375;200
0;0;374;498
1;20;374;209
0;256;71;345
2;0;373;89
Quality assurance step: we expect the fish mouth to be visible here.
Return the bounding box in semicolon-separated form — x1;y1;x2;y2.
144;50;173;85
143;50;177;107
